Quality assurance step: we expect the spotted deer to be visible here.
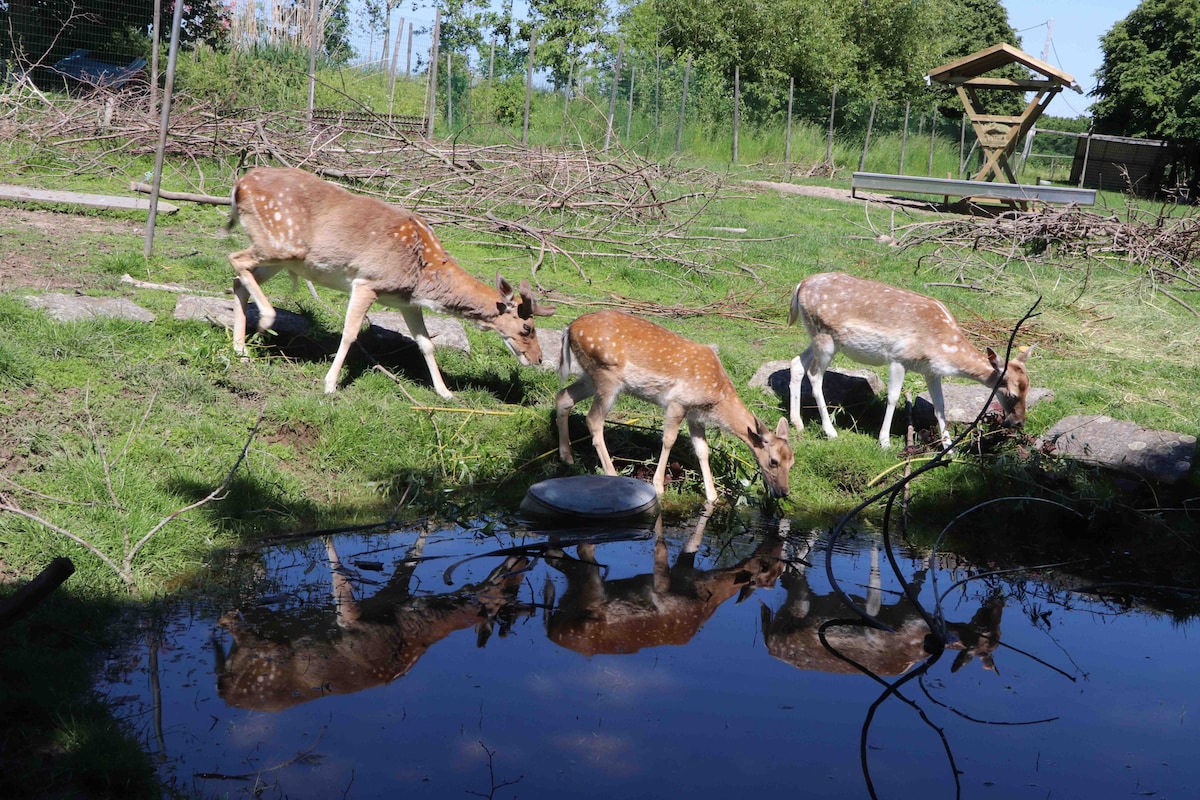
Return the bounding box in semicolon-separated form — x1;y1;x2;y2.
543;514;785;656
226;167;555;396
556;309;793;503
787;271;1032;449
214;536;532;712
761;538;1004;676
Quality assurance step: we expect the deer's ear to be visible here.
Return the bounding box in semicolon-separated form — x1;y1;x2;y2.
495;272;515;301
748;420;767;447
1015;343;1035;363
516;279;535;320
775;417;790;441
986;347;1002;370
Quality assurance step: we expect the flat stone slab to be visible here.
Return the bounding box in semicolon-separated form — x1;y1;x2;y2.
750;360;886;409
364;311;469;353
536;326;563;372
174;296;471;352
174;295;309;337
1041;415;1196;485
24;293;155;323
914;384;1055;427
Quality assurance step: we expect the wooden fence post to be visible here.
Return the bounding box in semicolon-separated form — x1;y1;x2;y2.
388;18;405;117
858;98;877;172
732;64;740;164
626;66;636;139
899;101;910;173
825;85;837;169
927;108;938;176
605;41;624;150
676;54;691;152
785;77;794;164
523;27;537;147
406;21;413;78
426;9;440;139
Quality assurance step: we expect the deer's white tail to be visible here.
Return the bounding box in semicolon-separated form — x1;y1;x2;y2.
557;327;574;383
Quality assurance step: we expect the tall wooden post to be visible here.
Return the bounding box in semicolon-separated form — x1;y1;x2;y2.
605;42;623;150
784;77;794;165
858;98;877;172
825;85;837;168
676;54;691;152
523;27;537;147
143;0;184;258
426;9;440;139
732;65;740;164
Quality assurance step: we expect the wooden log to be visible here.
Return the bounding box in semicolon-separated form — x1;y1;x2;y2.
129;181;230;205
0;557;75;630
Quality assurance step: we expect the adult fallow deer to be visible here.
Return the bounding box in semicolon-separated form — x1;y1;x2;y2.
787;271;1032;449
227;167;555;396
556;309;793;503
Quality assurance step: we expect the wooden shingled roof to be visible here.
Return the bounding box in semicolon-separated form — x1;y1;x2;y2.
926;42;1081;93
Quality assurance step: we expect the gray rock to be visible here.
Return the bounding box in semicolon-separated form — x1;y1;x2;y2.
749;359;885;410
174;296;475;354
536;326;563;372
364;310;470;353
1041;415;1196;485
25;292;155;323
913;384;1056;427
173;294;309;337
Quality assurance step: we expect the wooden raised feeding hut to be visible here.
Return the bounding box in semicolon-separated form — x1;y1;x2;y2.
853;43;1095;209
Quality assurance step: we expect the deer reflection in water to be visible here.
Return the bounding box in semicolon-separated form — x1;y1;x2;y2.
214;535;532;711
542;511;786;656
761;538;1002;676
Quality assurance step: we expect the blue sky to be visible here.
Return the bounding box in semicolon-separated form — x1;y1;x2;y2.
1001;0;1140;118
349;1;1143;120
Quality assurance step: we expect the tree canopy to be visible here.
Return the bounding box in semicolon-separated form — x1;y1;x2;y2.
606;0;1023;121
1091;0;1200;139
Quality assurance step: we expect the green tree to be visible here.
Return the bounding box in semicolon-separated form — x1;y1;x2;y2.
1091;0;1200;139
528;0;611;90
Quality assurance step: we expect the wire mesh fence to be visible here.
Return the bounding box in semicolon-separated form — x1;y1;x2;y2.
0;0;1092;182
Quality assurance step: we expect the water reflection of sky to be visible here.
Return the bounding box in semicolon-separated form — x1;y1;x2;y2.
103;514;1198;799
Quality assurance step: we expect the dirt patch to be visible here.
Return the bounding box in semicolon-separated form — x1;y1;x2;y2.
0;207;142;293
743;179;942;214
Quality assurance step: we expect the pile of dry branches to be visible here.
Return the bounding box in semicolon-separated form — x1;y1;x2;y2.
0;87;779;293
884;204;1200;316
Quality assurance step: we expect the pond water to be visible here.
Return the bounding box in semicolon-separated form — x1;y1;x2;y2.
101;509;1199;800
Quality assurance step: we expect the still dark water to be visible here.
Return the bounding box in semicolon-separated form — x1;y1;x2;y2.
101;510;1198;800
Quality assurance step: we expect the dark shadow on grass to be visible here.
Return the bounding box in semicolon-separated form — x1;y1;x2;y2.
0;588;159;799
253;322;543;403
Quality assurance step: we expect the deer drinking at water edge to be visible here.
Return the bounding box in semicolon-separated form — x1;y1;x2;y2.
227;167;554;396
556;309;793;503
787;271;1032;449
